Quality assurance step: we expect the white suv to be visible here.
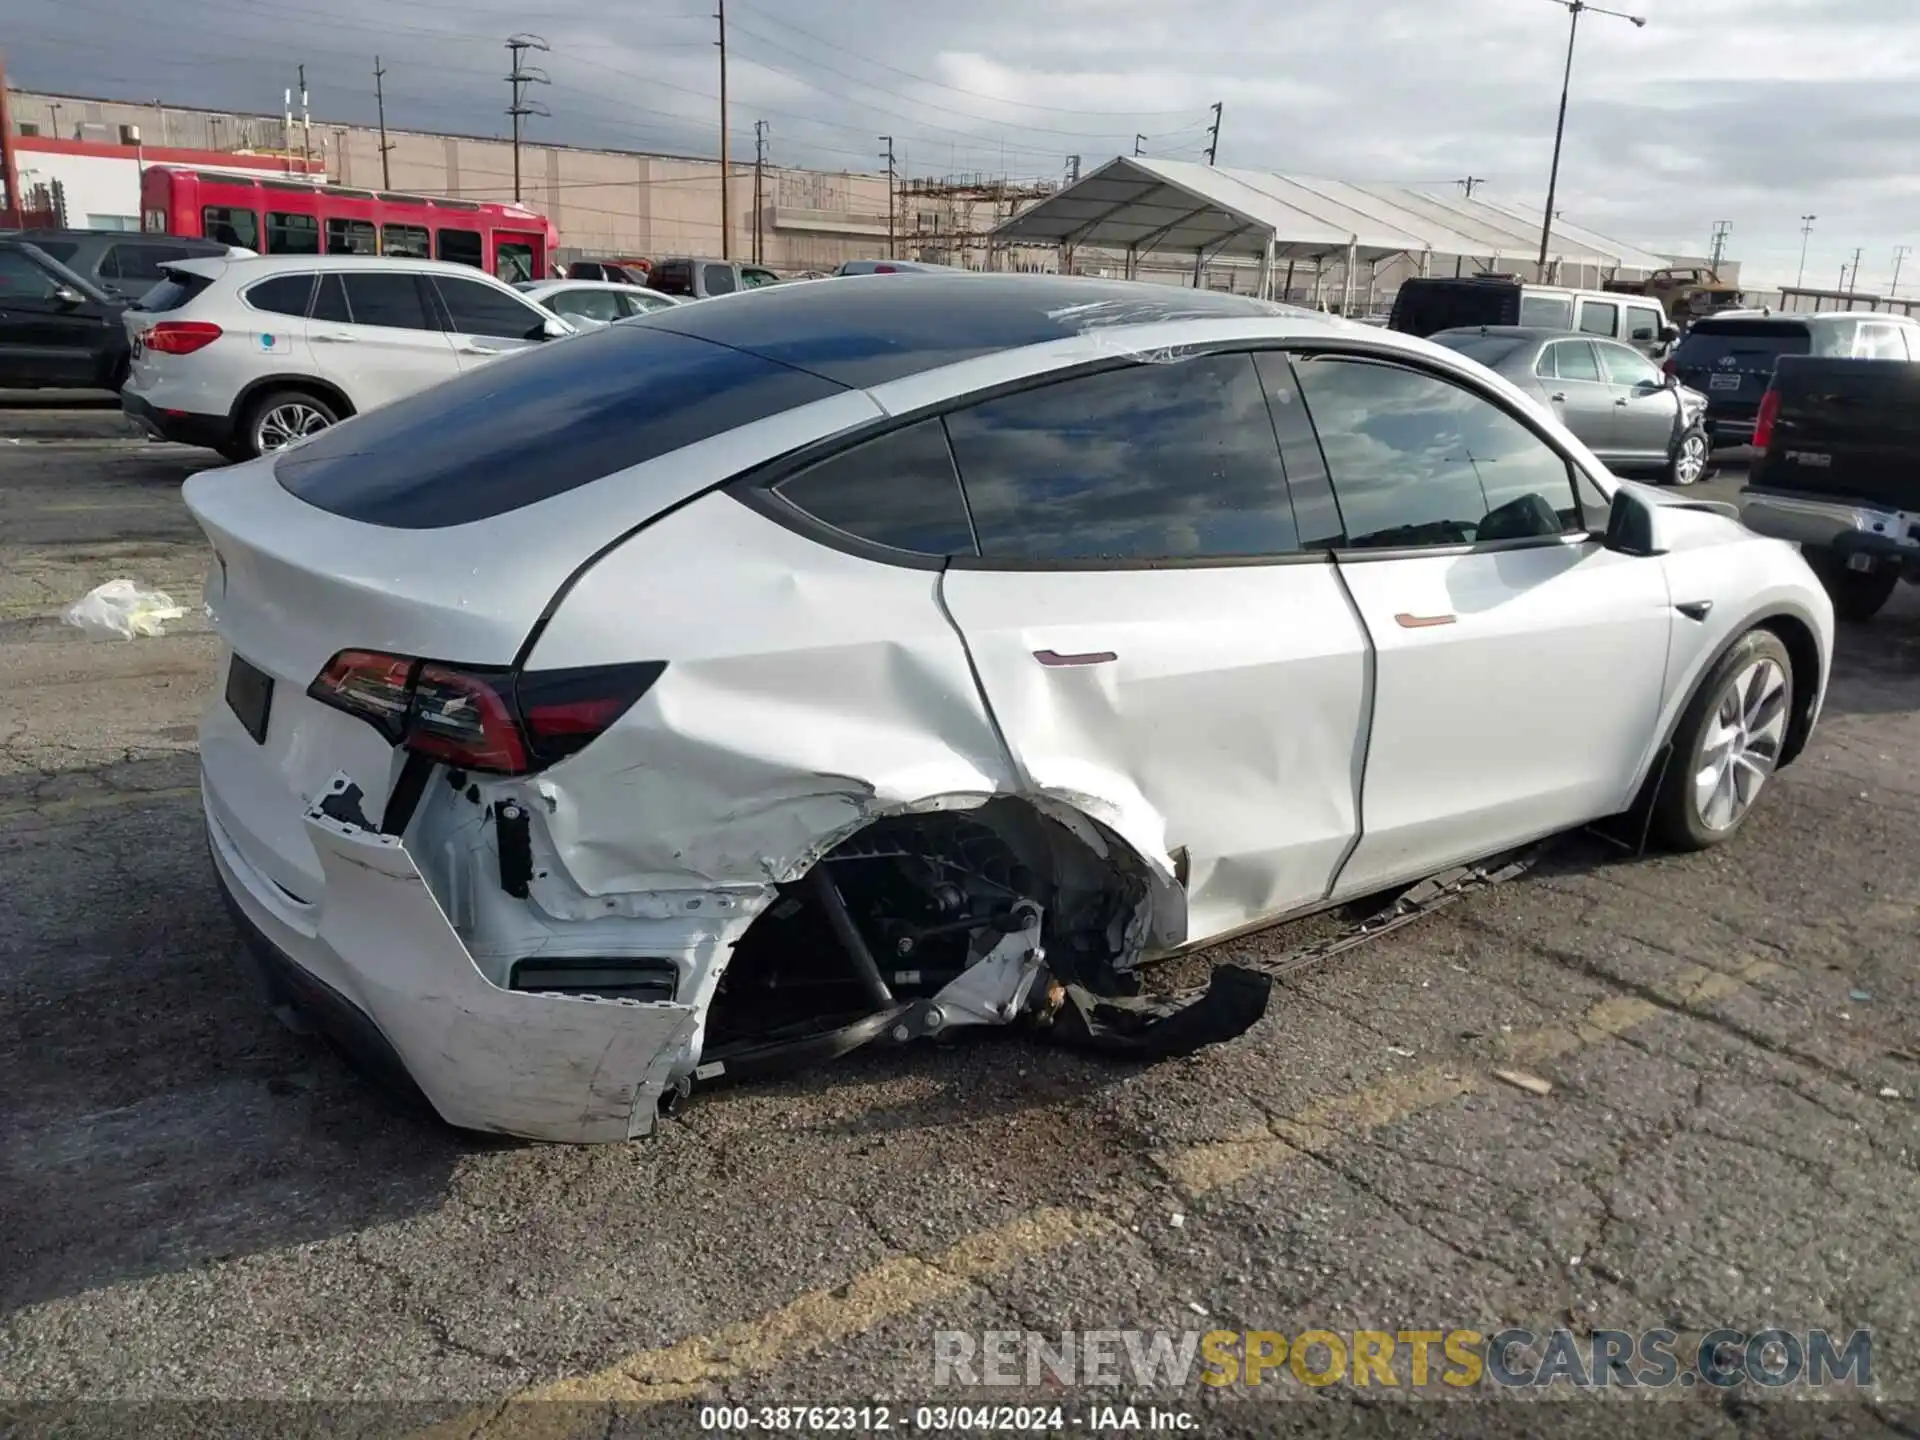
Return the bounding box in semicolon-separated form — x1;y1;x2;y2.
122;255;572;460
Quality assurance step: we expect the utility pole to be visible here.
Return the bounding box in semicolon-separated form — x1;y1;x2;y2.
1892;245;1911;299
1455;176;1486;198
0;50;19;227
1795;215;1816;289
373;57;394;189
1537;0;1648;275
752;120;768;264
297;64;312;168
1133;133;1147;157
878;135;896;259
716;0;731;260
47;101;63;141
1846;246;1863;294
1707;219;1731;271
504;34;551;204
1204;101;1223;165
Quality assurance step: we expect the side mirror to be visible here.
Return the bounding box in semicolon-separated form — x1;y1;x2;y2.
1602;483;1669;556
540;315;572;340
1660;325;1680;343
51;285;85;308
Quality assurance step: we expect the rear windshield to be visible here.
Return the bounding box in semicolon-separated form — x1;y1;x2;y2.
1674;321;1812;365
1389;281;1517;336
132;271;214;311
1429;334;1528;366
275;322;847;528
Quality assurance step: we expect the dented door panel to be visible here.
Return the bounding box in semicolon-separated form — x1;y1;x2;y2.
938;562;1372;945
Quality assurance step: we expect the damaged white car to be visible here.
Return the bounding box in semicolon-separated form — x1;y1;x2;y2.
186;274;1835;1143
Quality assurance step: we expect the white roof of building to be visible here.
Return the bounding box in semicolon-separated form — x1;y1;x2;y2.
993;156;1669;271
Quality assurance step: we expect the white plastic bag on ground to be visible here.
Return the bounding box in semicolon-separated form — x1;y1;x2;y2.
62;579;189;640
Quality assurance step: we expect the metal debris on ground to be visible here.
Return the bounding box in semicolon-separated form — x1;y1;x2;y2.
1494;1068;1555;1097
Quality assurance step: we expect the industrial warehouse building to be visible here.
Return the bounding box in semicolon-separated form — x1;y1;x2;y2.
8;86;1679;306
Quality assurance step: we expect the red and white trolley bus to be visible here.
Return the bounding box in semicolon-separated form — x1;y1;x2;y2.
139;165;561;281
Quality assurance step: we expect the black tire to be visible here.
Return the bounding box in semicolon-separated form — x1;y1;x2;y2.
1801;546;1898;623
1664;421;1709;486
240;388;339;460
1650;628;1793;852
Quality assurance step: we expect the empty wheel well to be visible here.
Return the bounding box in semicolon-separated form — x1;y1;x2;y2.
706;798;1161;1052
1755;612;1821;768
230;376;356;426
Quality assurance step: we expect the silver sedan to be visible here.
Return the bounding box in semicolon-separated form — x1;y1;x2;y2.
1430;326;1712;485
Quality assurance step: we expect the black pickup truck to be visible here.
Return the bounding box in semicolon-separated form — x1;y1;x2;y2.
1739;354;1920;620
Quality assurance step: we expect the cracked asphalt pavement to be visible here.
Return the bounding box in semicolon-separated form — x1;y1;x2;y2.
1;406;1916;1439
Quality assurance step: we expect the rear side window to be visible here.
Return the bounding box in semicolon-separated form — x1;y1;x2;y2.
312;273;351;324
244;273;316;317
131;271;213;312
105;244;192;282
28;239;79;264
703;264;738;296
1519;293;1573;328
772;419;976;557
1293;357;1577;549
340;273;433;330
1576;300;1618;337
275;324;847;528
433;275;546;339
1546;340;1601;382
943;353;1300;562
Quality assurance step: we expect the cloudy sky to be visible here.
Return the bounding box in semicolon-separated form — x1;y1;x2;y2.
12;0;1919;288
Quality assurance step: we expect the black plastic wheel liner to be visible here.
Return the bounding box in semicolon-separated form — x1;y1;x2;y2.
1048;964;1273;1061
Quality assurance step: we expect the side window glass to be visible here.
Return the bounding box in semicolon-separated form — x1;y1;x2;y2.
245;273;316;317
433;276;547;339
312;273;352;324
551;288;622;324
202;206;259;250
1552;341;1601;382
495;241;536;284
339;272;433;330
772;419;976;557
1577;300;1619;337
1292;357;1579;549
1626;306;1663;343
702;263;738;296
1519;293;1573;328
1533;346;1558;379
382;224;431;259
267;213;321;255
326;218;378;256
1598;344;1659;387
436;228;484;269
0;250;59;301
943;353;1301;562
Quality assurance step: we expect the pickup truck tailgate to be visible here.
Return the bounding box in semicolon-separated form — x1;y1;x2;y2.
1752;355;1920;512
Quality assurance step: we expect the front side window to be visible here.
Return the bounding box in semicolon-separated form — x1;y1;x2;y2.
267;213;321;255
943;353;1301;563
433;276;547;339
0;250;59;302
244;273;317;317
1626;306;1664;343
1597;343;1662;388
1292;356;1578;549
382;224;431;259
772;419;976;557
1547;340;1602;382
339;272;433;330
203;206;260;250
702;263;738;296
437;228;483;268
650;262;694;296
1519;292;1573;328
1576;300;1619;337
1856;324;1907;360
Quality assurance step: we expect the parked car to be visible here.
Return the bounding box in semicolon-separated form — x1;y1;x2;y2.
1392;275;1678;359
645;256;783;299
182;273;1834;1142
833;258;968;276
1665;311;1920;450
121;254;573;460
1429;326;1711;485
516;279;680;328
5;228;239;301
562;258;649;284
1739;353;1920;621
0;238;131;390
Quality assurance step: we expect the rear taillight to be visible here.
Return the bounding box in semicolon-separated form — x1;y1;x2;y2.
1752;387;1781;450
143;321;223;355
308;651;664;775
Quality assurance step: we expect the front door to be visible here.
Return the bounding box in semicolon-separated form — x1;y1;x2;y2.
0;248;105;386
309;270;462;410
1598;341;1680;465
1538;338;1620;459
933;352;1372;944
1281;350;1673;899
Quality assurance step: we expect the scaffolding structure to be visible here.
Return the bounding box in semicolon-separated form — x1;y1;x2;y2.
896;173;1058;271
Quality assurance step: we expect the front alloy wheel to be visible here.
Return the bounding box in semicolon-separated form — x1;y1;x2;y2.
1668;426;1708;485
1692;656;1789;831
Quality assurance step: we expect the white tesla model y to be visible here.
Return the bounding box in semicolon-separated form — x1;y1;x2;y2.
183;275;1834;1142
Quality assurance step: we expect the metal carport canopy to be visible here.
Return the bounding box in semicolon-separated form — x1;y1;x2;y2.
992;155;1670;271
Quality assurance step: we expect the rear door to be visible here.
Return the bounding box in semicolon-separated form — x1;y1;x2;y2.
1283;349;1670;897
309;270;461;408
935;351;1372;942
429;274;556;368
1623;303;1667;357
1596;340;1678;463
1670;320;1812;433
1537;338;1619;458
1575;296;1622;343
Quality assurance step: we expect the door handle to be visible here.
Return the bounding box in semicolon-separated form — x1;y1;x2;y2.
312;331;357;343
457;343;502;356
1033;648;1117;668
1549;392;1567;402
1614;397;1630;406
1394;612;1457;629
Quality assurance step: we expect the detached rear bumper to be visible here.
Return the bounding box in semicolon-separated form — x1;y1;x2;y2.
123;389;234;451
205;776;700;1143
1740;490;1920;571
